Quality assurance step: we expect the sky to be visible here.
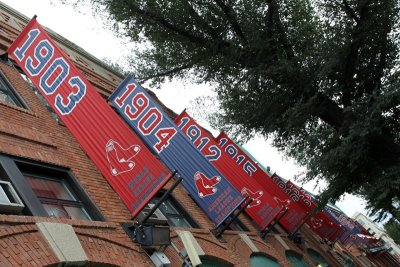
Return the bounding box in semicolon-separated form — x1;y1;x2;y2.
1;0;369;218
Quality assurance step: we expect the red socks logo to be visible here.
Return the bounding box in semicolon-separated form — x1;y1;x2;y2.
194;171;221;198
310;217;323;229
274;197;291;213
241;188;263;208
105;140;140;176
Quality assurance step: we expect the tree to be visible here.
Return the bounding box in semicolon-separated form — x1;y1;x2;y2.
384;217;400;245
60;0;400;221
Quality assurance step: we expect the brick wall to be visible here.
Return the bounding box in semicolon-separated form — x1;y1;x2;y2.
0;215;147;267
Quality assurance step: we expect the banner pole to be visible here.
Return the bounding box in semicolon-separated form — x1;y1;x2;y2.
288;205;319;239
289;190;333;239
261;207;288;238
138;170;180;225
212;197;252;239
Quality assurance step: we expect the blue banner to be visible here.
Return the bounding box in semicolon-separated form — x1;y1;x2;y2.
109;75;245;226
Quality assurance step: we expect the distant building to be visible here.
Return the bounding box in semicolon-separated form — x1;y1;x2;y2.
353;212;400;261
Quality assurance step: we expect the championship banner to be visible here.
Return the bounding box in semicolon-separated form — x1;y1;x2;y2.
324;207;374;245
340;223;364;245
348;221;376;246
308;211;344;242
109;75;245;227
216;132;307;233
275;176;342;242
349;223;377;246
285;180;314;208
310;213;343;242
8;18;172;218
324;206;353;243
175;110;282;229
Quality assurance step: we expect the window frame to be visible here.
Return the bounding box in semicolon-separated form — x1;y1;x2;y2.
24;173;92;220
0;154;104;221
4;58;62;123
151;192;200;228
18;70;62;123
0;69;27;108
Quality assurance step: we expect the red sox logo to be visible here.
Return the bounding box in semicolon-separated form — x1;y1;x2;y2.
310;217;323;229
105;139;140;176
194;171;221;198
273;196;291;213
274;196;291;208
241;188;263;208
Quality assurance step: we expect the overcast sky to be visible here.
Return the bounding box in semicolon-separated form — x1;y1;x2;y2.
1;0;369;219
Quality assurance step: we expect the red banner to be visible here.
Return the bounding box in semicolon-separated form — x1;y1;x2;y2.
175;110;282;229
274;175;342;242
8;18;171;218
284;180;314;208
308;211;343;242
216;132;309;233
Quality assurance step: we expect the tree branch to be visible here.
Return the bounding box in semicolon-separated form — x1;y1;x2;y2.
121;0;253;68
266;0;274;38
183;1;220;39
122;0;209;45
341;0;371;107
213;0;248;45
265;0;295;60
341;0;360;22
138;64;192;83
315;92;345;129
314;92;400;173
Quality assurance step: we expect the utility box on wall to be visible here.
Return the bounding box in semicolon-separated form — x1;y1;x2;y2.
150;251;171;267
135;225;171;247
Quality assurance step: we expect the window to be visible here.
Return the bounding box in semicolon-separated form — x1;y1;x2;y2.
0;71;26;108
5;58;60;122
19;73;61;122
307;249;328;267
0;155;103;221
151;194;199;228
285;251;310;267
25;174;91;220
250;253;281;267
358;219;365;226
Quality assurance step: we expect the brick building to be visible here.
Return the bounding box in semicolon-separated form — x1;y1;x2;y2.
0;2;396;267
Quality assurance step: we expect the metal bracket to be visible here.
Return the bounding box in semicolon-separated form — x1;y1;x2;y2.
212;197;252;239
261;207;289;238
138;170;181;225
